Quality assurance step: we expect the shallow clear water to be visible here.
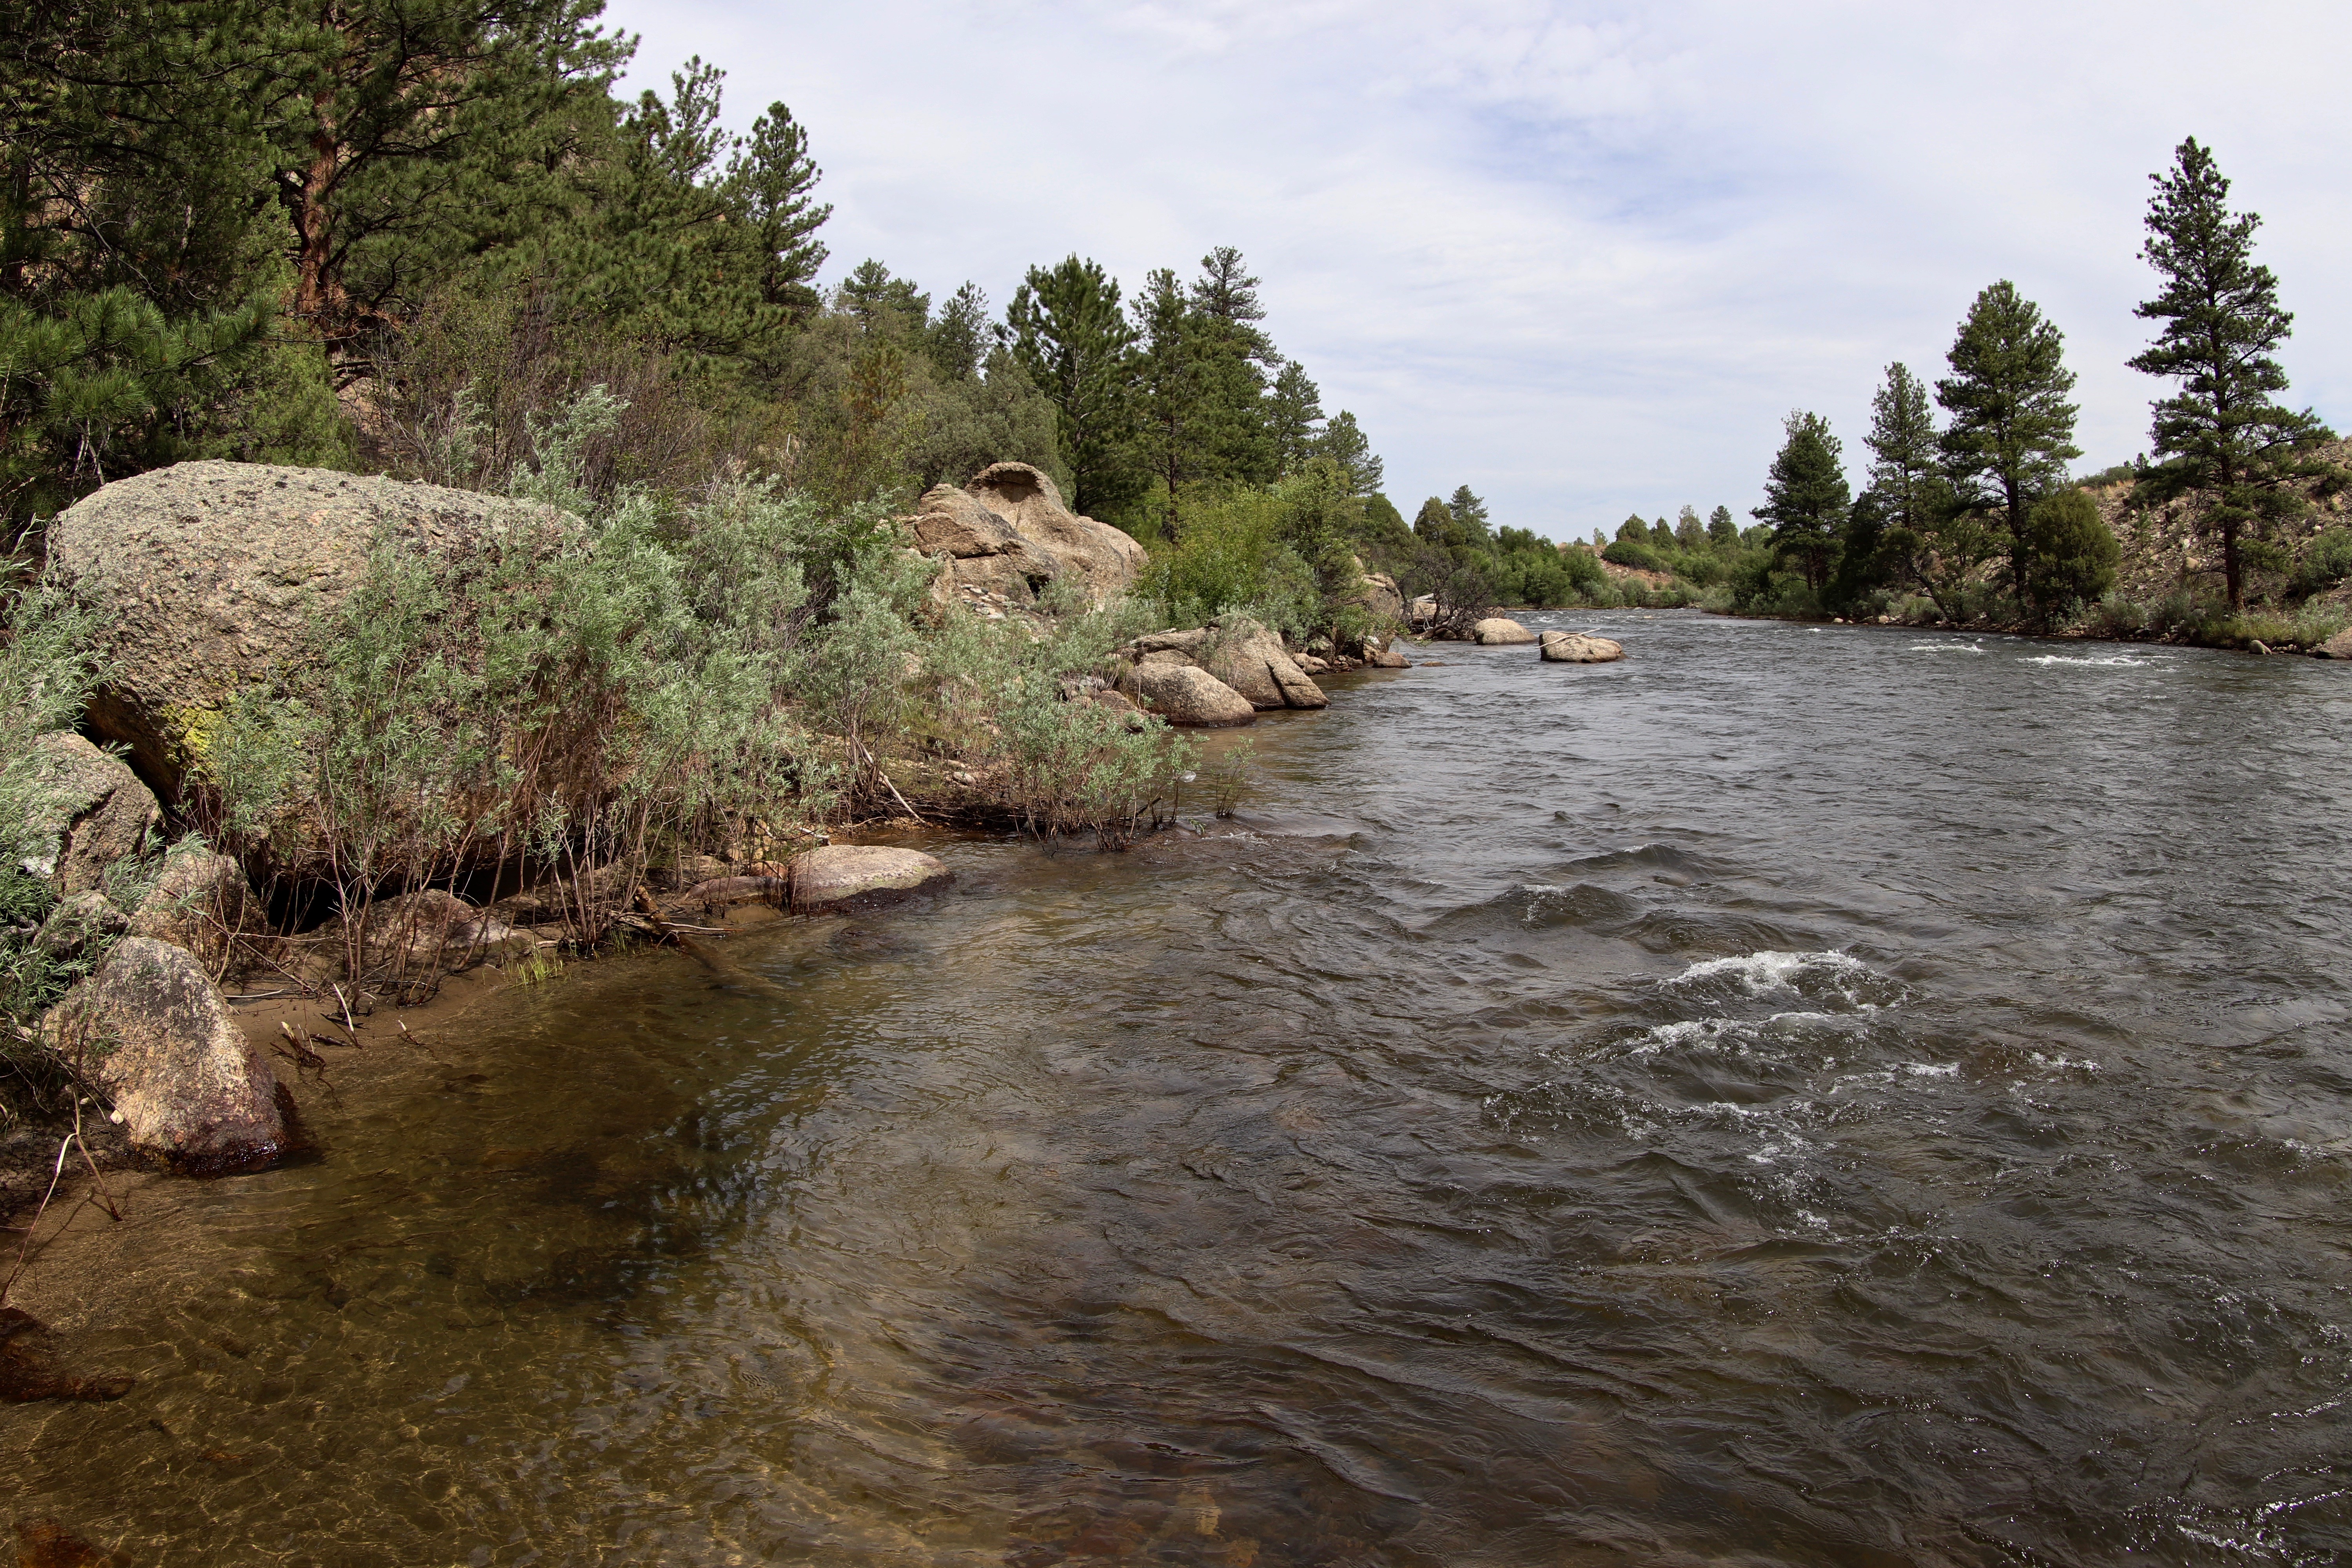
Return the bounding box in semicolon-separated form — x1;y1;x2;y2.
10;611;2352;1566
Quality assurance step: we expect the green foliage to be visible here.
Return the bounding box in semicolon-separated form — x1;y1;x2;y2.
2128;136;2337;610
0;585;106;1111
1009;256;1142;520
2020;489;2120;621
2288;529;2352;600
1937;280;2081;600
1754;410;1850;592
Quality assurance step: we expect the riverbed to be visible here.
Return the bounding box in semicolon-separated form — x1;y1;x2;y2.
9;610;2352;1565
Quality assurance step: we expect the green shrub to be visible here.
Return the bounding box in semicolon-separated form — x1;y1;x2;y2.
2022;490;2120;623
2288;528;2352;600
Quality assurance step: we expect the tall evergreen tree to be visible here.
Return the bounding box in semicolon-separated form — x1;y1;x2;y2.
1753;410;1849;593
924;282;988;381
2127;136;2334;610
1129;267;1205;534
1707;505;1737;548
719;99;830;319
1861;361;1978;611
1937;281;2080;602
1446;485;1492;548
1007;254;1139;518
1315;410;1383;496
1266;361;1325;474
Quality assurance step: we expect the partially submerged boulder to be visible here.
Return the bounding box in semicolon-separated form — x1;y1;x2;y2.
2317;628;2352;659
1119;662;1257;727
1203;617;1328;711
905;463;1146;610
43;936;288;1172
1473;617;1537;646
45;461;578;798
788;845;953;912
1539;631;1626;664
19;733;161;897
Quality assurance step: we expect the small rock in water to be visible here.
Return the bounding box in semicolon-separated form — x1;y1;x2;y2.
789;846;953;913
13;1519;118;1568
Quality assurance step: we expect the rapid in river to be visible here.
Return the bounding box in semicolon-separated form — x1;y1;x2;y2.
9;609;2352;1566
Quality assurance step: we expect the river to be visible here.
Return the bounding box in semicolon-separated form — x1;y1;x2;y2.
9;609;2352;1566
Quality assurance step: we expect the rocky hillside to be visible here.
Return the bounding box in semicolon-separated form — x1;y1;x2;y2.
2092;436;2352;608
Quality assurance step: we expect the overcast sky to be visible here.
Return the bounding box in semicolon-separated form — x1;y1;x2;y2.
602;0;2347;540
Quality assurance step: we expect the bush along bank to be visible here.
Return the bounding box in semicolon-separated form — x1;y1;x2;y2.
0;418;1410;1193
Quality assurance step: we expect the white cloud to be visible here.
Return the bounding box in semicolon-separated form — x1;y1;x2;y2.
602;0;2350;534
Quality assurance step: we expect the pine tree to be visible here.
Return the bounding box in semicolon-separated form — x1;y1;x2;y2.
2127;136;2334;610
1675;505;1704;550
1128;267;1204;534
1007;255;1140;519
1937;281;2080;603
924;283;989;382
1862;361;1980;615
1267;361;1325;474
1446;486;1492;549
720;100;830;319
1707;505;1737;549
1753;410;1850;594
1314;410;1383;496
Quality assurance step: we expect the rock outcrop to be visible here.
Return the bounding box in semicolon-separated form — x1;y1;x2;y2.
2318;628;2352;659
788;846;954;911
906;463;1146;613
1119;662;1258;727
45;461;577;797
1539;631;1626;664
1473;617;1537;645
19;733;161;897
1201;618;1328;710
43;936;289;1171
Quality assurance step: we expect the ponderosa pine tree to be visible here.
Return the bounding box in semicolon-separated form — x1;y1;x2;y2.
1707;505;1738;548
719;100;830;319
1315;411;1383;497
1862;361;1980;615
1447;486;1492;550
1008;255;1140;518
1129;267;1207;534
1267;362;1325;474
1937;281;2080;604
1754;410;1849;594
2127;136;2334;610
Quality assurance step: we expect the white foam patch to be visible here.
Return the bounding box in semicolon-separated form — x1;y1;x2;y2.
1671;949;1872;993
2022;652;2157;667
1907;641;1985;653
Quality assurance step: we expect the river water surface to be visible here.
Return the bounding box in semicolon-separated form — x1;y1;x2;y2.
10;610;2352;1566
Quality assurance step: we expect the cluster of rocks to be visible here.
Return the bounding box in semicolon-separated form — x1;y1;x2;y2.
1458;616;1627;664
1105;616;1408;727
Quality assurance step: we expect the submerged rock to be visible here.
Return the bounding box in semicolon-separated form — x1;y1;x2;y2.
1473;617;1537;646
1539;631;1626;664
1120;662;1257;727
11;1516;121;1565
350;889;532;981
18;733;160;897
788;846;954;912
42;936;288;1172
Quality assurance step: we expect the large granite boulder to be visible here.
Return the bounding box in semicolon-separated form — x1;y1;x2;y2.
43;936;288;1172
45;461;577;798
18;732;162;897
1539;631;1626;664
1473;617;1537;646
905;463;1146;609
788;846;954;912
1204;618;1328;711
1118;662;1257;727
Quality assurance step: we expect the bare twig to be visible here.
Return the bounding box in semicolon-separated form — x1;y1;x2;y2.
2;1135;73;1306
330;983;361;1044
862;745;927;823
69;1096;119;1223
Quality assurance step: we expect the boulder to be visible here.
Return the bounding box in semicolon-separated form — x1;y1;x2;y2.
904;463;1145;608
129;844;256;969
1356;569;1405;622
1119;662;1257;728
2317;628;2352;659
34;891;128;962
18;733;162;897
1539;631;1625;664
45;461;577;798
349;889;532;982
43;936;288;1171
1203;618;1328;710
1365;645;1411;669
788;845;954;912
1473;617;1537;646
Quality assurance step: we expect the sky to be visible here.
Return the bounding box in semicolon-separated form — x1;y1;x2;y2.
601;0;2349;541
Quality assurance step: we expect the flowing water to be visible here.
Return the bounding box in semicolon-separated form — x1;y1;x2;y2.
9;610;2352;1566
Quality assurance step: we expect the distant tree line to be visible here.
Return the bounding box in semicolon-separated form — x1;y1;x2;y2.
1735;138;2341;633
